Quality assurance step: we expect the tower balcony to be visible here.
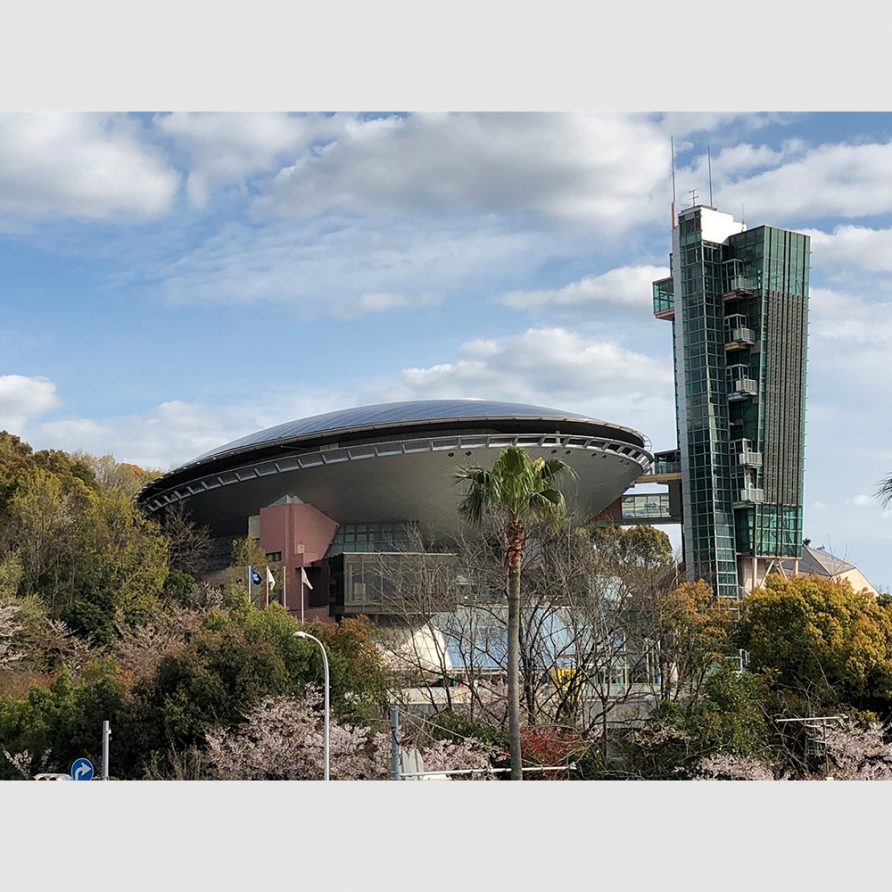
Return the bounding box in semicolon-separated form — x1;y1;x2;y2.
722;281;758;300
721;259;758;300
727;378;758;400
652;277;674;320
736;487;765;505
725;326;756;350
738;450;762;469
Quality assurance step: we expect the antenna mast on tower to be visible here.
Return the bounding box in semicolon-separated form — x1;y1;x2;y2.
707;145;714;207
670;136;677;228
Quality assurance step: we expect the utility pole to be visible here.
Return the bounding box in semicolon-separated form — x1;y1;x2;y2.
390;706;401;780
102;720;111;780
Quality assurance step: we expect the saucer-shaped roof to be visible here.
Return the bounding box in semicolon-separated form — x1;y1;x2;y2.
188;399;644;467
135;399;650;537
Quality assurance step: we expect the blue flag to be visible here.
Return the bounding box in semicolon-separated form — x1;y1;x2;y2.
249;566;262;585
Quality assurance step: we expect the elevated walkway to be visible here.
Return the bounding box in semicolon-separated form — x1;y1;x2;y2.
636;470;682;485
620;492;681;525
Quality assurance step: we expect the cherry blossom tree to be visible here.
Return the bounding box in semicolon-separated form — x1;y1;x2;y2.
0;604;23;667
205;687;497;780
820;721;892;780
696;754;777;780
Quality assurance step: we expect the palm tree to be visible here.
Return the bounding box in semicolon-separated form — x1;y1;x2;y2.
453;445;575;780
879;475;892;505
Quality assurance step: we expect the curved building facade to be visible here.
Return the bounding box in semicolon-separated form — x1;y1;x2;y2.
137;399;652;619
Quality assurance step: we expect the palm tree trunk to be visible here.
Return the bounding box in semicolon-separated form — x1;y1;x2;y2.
507;520;524;781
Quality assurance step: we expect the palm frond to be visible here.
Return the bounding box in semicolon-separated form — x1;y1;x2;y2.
540;457;577;482
528;488;568;528
451;445;573;531
454;465;498;529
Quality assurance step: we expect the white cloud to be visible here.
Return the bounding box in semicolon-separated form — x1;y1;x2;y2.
501;265;668;316
155;113;345;207
0;375;60;433
31;393;346;471
0;114;178;221
148;216;568;314
35;402;231;470
658;113;785;140
717;140;892;222
677;140;807;196
255;113;671;232
809;287;892;350
390;327;676;447
807;225;892;274
332;292;443;319
848;494;876;508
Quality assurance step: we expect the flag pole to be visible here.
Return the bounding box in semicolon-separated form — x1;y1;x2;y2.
265;568;269;609
282;564;287;610
246;564;251;606
300;568;305;624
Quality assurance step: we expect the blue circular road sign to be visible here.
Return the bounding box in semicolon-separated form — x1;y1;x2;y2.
70;758;94;781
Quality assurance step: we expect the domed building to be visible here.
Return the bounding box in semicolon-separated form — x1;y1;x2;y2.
137;399;652;621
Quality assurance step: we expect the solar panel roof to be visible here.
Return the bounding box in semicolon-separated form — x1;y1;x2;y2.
186;399;633;466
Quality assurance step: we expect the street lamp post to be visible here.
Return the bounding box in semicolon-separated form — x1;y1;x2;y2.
292;630;330;781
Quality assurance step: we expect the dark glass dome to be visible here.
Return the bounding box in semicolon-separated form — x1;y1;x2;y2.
188;399;642;466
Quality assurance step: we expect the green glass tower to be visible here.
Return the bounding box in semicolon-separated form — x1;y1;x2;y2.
653;205;810;598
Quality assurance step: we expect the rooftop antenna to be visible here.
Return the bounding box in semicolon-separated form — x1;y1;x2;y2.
670;136;677;228
688;188;699;208
707;145;714;207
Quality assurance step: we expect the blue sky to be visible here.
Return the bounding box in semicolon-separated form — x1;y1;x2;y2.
2;112;891;589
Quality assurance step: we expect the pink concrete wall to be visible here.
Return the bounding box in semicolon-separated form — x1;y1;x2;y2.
259;503;339;623
593;496;624;524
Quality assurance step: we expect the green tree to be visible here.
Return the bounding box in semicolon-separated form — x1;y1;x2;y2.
111;607;393;777
588;523;673;571
0;441;168;630
0;433;97;517
72;451;160;498
6;469;83;604
55;488;168;641
0;659;127;779
453;445;574;780
602;665;770;780
737;574;892;716
115;615;292;775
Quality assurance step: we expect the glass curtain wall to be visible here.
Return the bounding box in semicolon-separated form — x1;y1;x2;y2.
677;210;739;598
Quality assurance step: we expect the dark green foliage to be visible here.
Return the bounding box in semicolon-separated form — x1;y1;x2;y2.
0;659;127;779
114;614;293;774
694;664;771;755
297;615;393;724
61;596;118;645
106;608;393;777
424;710;509;751
0;435;402;779
163;569;197;606
614;664;771;779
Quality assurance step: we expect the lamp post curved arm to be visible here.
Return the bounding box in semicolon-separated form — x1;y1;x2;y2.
293;630;330;781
